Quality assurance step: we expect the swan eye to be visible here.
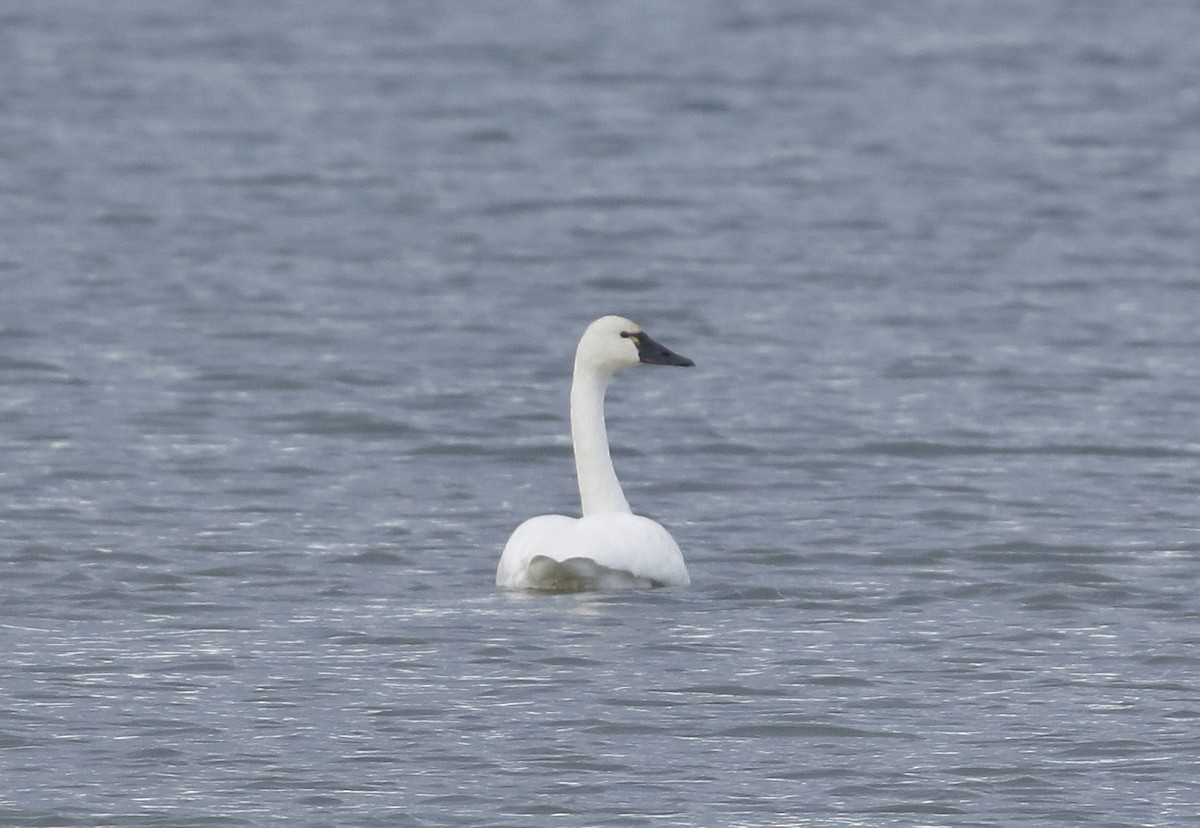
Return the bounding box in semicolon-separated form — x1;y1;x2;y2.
620;331;641;343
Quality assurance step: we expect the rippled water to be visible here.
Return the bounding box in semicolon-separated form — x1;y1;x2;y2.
3;1;1199;825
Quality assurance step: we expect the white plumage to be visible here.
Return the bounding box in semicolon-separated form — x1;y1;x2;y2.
497;315;694;591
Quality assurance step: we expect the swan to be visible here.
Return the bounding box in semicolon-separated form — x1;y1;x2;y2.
497;315;694;591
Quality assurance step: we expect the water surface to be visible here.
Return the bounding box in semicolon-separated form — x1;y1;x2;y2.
2;1;1199;825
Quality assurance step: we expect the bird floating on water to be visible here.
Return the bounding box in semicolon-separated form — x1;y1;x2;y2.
497;315;694;591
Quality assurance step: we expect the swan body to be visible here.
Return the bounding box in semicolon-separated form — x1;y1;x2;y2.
497;315;694;591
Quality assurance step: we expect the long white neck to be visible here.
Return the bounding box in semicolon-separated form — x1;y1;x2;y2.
570;358;631;515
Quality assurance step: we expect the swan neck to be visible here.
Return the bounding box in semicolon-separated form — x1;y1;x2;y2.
570;360;631;515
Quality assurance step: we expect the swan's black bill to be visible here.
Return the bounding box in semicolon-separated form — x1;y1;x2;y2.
632;331;694;367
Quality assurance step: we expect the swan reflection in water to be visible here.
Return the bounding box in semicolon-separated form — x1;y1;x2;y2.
497;315;694;592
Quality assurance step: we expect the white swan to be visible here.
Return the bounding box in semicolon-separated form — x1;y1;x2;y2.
497;315;694;591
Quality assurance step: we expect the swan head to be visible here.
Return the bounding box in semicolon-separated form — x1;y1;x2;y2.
576;315;695;374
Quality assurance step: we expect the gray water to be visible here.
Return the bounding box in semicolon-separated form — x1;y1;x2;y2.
3;1;1199;825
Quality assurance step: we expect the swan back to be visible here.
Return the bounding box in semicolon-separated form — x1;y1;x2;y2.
499;512;690;590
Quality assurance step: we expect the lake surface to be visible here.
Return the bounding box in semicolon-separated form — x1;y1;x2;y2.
3;1;1199;825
